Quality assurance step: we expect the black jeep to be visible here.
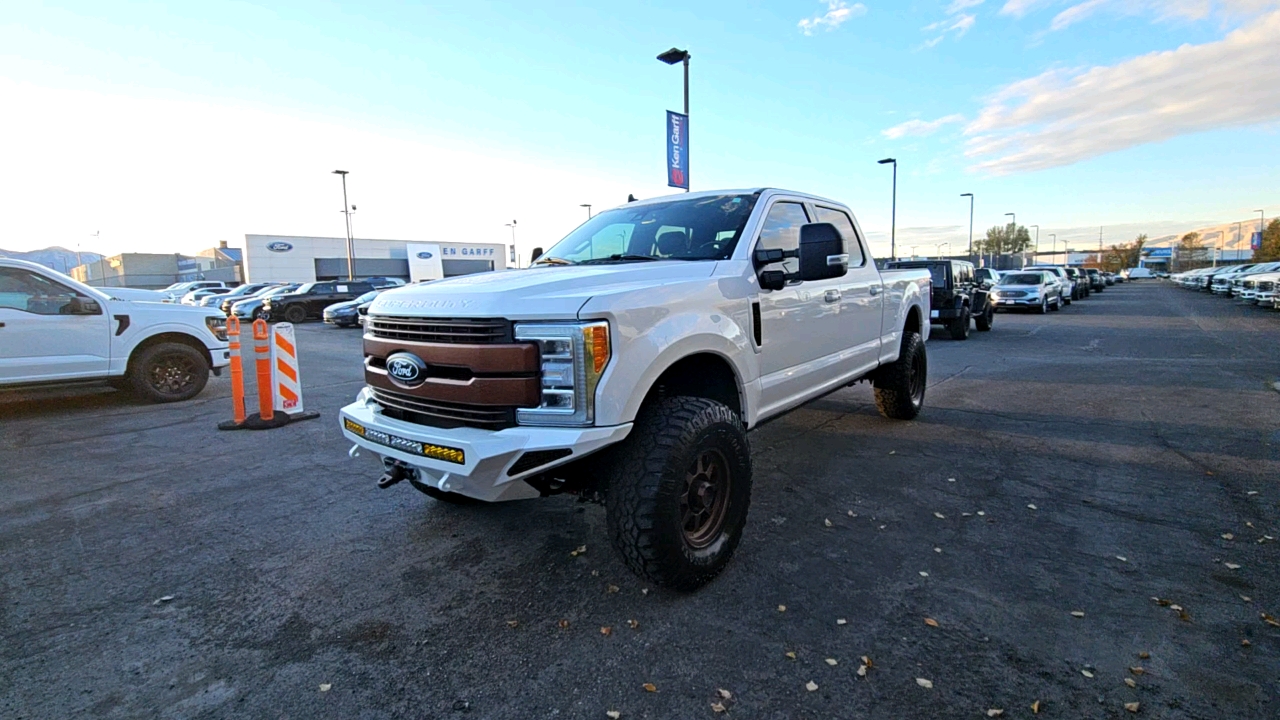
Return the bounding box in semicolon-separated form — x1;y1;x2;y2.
885;259;993;340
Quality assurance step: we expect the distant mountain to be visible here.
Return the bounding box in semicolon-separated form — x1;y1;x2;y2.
0;246;104;274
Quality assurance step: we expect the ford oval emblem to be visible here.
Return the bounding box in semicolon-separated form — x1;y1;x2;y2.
385;352;427;388
266;241;293;253
416;251;434;259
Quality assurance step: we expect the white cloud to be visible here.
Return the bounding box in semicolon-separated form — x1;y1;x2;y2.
1004;0;1279;30
883;114;967;139
922;0;981;47
798;1;868;35
963;10;1280;174
1000;0;1052;15
946;0;987;12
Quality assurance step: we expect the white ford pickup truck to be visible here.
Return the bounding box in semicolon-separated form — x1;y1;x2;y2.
0;258;231;402
341;189;931;589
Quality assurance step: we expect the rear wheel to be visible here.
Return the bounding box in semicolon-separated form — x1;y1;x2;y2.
1050;296;1062;311
284;305;307;324
975;305;993;331
948;307;971;340
605;397;752;591
128;342;209;403
873;331;927;420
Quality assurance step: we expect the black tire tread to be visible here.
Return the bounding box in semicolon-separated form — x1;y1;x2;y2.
873;331;926;420
127;342;209;403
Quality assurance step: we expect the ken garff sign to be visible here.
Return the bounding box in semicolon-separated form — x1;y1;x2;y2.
1252;232;1263;250
266;241;293;253
666;110;689;190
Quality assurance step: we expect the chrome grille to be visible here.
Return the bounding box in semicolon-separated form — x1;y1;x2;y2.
367;316;511;344
370;387;515;430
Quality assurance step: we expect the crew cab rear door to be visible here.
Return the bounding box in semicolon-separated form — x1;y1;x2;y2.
0;266;111;382
811;204;883;376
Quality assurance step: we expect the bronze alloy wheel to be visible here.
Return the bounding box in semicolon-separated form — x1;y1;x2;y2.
681;449;731;549
147;351;199;396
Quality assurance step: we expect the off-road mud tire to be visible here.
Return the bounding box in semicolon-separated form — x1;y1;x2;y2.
873;331;927;420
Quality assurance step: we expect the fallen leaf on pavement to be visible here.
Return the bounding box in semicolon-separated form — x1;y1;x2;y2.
506;620;519;628
1154;598;1171;606
1124;701;1140;713
935;547;942;553
925;617;940;627
717;689;732;699
627;619;639;629
1246;491;1258;496
1262;613;1280;628
777;604;787;612
1125;678;1137;688
606;584;620;594
600;626;612;636
1138;651;1150;659
1081;670;1094;678
847;510;857;517
934;512;946;519
570;545;587;557
861;656;873;667
889;450;896;455
1129;667;1145;675
805;680;818;692
947;477;956;482
641;589;649;596
1170;604;1183;612
1222;533;1234;540
977;511;986;516
1224;563;1241;570
607;712;621;719
1178;609;1192;622
1027;504;1038;510
642;683;657;693
837;618;848;625
916;678;933;689
824;518;833;527
1116;556;1128;562
856;664;867;677
153;596;175;605
557;619;570;629
319;683;331;692
1071;611;1085;618
710;702;725;713
919;571;929;577
1031;700;1041;714
987;710;1004;717
785;651;797;660
1242;639;1251;647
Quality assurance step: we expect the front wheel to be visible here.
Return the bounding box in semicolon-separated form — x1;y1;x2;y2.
605;397;752;591
975;306;993;331
1037;297;1048;314
284;305;307;324
1050;296;1062;311
128;342;210;403
873;331;927;420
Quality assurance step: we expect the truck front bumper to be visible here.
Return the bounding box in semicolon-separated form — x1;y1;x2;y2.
339;388;632;502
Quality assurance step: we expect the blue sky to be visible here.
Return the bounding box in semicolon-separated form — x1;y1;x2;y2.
1;0;1277;258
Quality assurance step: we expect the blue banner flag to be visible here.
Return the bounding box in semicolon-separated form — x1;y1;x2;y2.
1252;231;1263;250
666;110;689;189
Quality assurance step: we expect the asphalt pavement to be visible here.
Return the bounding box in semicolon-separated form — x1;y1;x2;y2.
2;281;1278;719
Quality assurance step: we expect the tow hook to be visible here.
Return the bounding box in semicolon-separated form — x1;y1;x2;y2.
377;460;416;489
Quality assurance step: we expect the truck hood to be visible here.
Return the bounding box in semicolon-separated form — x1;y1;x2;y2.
370;261;718;320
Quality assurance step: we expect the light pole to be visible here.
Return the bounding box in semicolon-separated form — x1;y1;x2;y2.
1004;212;1015;269
658;47;691;192
580;203;592;219
505;220;518;267
1049;233;1057;265
937;242;951;257
1257;209;1266;253
1029;224;1039;268
960;193;974;259
878;158;897;259
332;170;355;280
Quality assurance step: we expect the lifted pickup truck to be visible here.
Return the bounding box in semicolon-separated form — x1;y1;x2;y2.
341;189;931;590
0;258;230;402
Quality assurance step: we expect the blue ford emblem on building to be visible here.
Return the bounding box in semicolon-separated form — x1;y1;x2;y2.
416;251;434;259
385;352;427;388
266;241;293;253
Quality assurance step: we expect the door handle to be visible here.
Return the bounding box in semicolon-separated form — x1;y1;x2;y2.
824;289;841;303
869;285;882;296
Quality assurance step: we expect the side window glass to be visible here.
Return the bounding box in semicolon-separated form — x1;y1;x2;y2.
312;283;336;294
0;268;83;315
756;202;810;274
814;207;866;267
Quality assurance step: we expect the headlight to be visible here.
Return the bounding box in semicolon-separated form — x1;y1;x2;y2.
514;321;610;427
205;316;228;341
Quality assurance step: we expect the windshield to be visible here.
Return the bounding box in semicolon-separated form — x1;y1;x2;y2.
356;290;379;303
291;283;315;294
537;194;759;264
1000;273;1045;285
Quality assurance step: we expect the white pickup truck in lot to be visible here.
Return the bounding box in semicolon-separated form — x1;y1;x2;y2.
0;258;231;402
341;189;932;589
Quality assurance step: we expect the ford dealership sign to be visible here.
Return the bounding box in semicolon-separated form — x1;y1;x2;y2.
416;251;434;259
266;241;293;253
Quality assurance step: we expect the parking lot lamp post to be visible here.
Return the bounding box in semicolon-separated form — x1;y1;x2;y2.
1004;212;1015;269
580;203;592;219
937;242;951;257
1030;224;1039;267
505;221;518;267
960;193;974;258
657;48;691;191
332;170;354;280
878;158;897;259
1049;233;1057;264
1258;210;1266;252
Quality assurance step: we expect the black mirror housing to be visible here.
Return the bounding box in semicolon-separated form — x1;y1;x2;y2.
67;297;102;315
798;223;848;282
759;270;787;292
530;246;544;263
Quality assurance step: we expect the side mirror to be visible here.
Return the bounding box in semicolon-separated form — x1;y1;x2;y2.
760;270;787;292
798;223;848;282
66;296;102;315
530;247;543;263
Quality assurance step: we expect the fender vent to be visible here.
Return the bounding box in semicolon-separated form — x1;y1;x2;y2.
751;301;762;347
508;449;573;477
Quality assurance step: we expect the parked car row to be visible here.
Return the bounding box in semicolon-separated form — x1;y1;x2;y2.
881;260;1116;339
1170;262;1280;309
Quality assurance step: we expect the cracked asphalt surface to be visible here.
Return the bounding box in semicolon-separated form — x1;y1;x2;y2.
2;281;1278;719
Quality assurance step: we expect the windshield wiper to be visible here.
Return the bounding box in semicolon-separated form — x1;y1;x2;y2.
533;256;576;266
579;254;662;265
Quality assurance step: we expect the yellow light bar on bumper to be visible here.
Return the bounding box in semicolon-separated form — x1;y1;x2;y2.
343;417;465;464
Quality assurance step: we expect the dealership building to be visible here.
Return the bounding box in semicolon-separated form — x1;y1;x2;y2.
243;235;510;284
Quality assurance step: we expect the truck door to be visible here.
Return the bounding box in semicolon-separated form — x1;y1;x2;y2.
0;267;111;382
753;200;848;415
813;205;883;377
